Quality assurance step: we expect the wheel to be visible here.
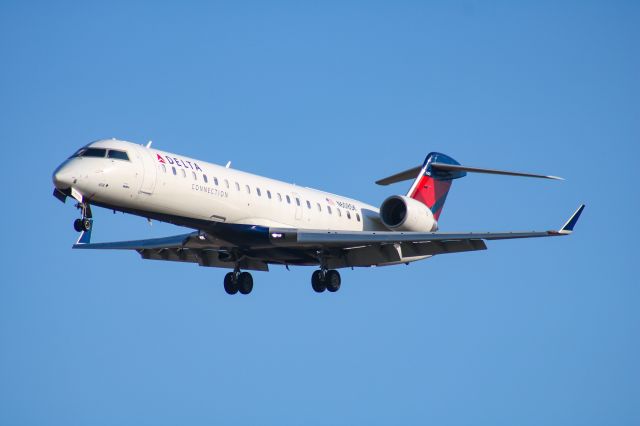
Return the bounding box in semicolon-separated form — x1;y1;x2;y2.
311;270;326;293
238;272;253;295
73;219;84;232
325;270;341;292
82;218;92;231
224;272;238;295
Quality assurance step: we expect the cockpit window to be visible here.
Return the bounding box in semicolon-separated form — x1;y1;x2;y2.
70;147;128;160
82;148;107;158
107;150;129;161
70;148;107;158
69;148;86;158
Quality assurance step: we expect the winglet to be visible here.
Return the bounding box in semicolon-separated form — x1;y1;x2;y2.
558;204;585;234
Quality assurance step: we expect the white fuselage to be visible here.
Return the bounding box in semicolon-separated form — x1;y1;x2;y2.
53;139;387;232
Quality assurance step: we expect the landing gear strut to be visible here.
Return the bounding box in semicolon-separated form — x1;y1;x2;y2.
311;269;341;293
73;202;92;232
224;269;254;295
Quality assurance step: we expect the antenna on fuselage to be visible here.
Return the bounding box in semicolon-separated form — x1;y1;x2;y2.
225;161;231;168
146;140;153;148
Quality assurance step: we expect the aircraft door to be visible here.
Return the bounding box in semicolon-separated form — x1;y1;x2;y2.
135;147;157;195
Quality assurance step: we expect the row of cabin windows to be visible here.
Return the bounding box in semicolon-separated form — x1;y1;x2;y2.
160;163;361;222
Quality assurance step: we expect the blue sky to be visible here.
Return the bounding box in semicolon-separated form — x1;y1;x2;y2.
1;1;638;425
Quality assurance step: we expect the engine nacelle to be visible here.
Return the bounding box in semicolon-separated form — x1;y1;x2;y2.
379;195;438;232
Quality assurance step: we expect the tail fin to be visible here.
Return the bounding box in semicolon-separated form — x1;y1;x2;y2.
406;152;466;220
375;152;562;221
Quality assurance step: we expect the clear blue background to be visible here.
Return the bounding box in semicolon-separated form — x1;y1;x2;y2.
1;1;638;425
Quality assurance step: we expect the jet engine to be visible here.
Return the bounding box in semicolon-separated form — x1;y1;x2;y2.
379;195;438;232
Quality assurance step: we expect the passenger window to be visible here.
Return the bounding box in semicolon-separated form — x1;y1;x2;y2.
161;164;166;173
257;188;262;196
107;150;129;161
203;174;208;183
278;193;282;202
347;211;351;219
267;190;272;199
82;148;107;158
172;167;177;175
356;213;361;222
214;177;219;186
246;185;251;194
181;169;186;178
317;203;321;212
306;200;311;209
286;195;291;204
224;179;229;188
235;182;240;191
327;206;332;214
337;208;342;217
295;198;300;206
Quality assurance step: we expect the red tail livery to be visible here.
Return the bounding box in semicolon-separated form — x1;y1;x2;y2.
406;152;467;220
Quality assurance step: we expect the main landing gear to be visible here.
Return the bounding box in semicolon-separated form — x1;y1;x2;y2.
311;269;341;293
73;202;92;232
222;268;342;295
223;269;254;295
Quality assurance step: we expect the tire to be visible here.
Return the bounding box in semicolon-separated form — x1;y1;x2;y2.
311;270;326;293
238;272;254;295
73;219;84;232
325;270;341;292
224;272;238;295
82;218;92;231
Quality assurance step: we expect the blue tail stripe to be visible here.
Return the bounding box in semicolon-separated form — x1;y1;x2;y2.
424;152;467;181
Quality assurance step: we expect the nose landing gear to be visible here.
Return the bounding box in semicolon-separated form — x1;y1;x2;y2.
73;202;93;232
73;218;92;232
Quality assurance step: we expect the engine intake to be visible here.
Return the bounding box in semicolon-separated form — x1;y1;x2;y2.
380;195;438;232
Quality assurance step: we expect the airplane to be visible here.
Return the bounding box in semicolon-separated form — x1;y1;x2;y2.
52;139;584;295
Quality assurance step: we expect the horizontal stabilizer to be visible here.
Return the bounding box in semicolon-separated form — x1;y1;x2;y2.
429;163;563;180
376;166;422;186
376;161;562;185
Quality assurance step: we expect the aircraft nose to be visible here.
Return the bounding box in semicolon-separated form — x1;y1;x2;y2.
52;163;74;189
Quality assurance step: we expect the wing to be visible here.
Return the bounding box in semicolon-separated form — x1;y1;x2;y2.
73;232;198;250
265;205;585;268
270;204;584;246
72;205;584;270
72;231;269;271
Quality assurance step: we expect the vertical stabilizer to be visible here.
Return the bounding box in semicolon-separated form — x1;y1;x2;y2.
406;152;466;220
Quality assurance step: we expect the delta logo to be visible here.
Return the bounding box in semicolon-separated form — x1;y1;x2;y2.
157;154;203;172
